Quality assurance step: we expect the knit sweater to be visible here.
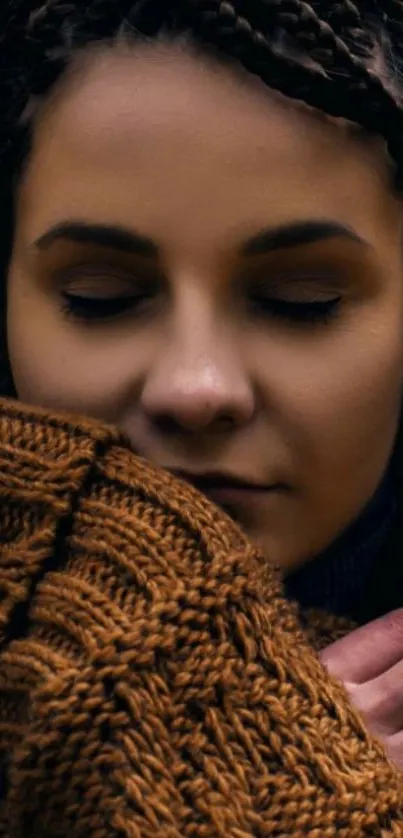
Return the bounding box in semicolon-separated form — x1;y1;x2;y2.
0;398;402;837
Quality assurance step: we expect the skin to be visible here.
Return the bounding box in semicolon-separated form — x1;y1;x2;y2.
322;609;403;768
6;42;403;577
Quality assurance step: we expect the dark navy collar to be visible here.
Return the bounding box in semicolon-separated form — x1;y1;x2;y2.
285;476;396;618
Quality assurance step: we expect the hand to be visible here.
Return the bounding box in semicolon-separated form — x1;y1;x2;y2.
321;609;403;768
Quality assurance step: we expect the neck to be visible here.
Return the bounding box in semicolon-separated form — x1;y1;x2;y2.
285;476;396;619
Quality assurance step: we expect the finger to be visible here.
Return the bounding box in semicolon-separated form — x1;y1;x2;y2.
348;656;403;736
320;608;403;684
384;728;403;770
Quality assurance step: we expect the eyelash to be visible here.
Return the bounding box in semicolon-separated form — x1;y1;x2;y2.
61;292;342;325
61;293;146;321
251;296;342;324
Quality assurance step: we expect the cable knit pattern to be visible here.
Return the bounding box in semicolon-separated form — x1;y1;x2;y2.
0;398;401;837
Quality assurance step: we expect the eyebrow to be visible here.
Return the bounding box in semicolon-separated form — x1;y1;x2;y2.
33;218;369;260
241;220;369;256
33;221;158;258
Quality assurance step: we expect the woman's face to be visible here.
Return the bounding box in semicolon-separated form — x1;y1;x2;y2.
7;44;403;571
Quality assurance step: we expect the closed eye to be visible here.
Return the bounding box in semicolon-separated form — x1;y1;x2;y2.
251;296;342;324
61;292;151;321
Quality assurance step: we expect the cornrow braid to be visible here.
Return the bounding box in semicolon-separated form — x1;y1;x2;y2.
317;0;373;53
186;1;345;113
26;0;184;47
0;1;401;201
373;0;403;22
186;0;403;184
373;0;403;57
0;2;326;128
0;0;402;154
241;0;403;155
241;0;371;70
319;0;365;30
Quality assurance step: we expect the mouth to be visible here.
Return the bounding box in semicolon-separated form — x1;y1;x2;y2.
170;470;286;505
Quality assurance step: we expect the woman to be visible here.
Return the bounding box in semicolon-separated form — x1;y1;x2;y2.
0;0;403;834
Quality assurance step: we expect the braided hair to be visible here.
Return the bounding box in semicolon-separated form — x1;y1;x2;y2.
0;0;403;397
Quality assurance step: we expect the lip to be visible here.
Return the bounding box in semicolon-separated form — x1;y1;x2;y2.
171;469;286;502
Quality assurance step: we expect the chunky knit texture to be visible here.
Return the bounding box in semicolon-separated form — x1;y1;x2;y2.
0;398;402;837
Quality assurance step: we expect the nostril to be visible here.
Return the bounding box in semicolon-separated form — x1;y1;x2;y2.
152;414;184;436
215;413;236;430
149;409;236;436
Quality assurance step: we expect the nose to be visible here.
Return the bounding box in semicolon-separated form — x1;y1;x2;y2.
141;330;255;434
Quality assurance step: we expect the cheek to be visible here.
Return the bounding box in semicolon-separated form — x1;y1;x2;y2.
7;295;146;421
255;316;403;477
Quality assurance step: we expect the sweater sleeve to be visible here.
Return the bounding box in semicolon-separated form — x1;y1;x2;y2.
0;398;122;647
0;397;402;837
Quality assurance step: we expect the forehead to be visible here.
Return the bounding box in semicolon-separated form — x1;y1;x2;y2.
17;43;400;249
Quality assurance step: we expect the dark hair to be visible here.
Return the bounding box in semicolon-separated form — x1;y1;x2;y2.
0;0;403;395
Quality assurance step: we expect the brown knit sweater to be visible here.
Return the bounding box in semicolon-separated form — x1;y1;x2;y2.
0;398;401;837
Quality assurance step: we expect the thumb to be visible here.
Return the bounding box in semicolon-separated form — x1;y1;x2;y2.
320;608;403;684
